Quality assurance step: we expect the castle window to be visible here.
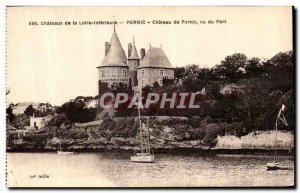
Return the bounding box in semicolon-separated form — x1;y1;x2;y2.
142;70;144;76
122;69;127;77
159;78;163;85
102;70;105;78
159;70;163;76
106;69;110;77
112;68;117;78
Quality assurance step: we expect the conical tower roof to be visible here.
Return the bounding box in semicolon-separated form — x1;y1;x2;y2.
129;37;139;60
138;47;173;69
100;27;127;67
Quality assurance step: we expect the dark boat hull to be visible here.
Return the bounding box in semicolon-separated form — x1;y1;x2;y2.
266;162;290;170
267;165;281;170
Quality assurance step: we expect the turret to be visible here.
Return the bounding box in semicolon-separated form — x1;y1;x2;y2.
140;48;145;60
128;43;132;58
127;37;140;87
97;26;128;90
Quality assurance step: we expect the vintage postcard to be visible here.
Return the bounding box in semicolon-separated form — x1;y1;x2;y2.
6;6;294;187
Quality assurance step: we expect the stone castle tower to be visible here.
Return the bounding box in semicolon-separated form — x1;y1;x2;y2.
127;37;140;87
97;26;129;87
97;26;174;92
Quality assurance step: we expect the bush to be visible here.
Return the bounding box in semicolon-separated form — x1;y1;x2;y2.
56;101;97;123
48;114;70;127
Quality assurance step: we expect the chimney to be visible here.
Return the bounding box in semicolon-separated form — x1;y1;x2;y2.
140;48;145;60
128;43;132;58
105;42;110;56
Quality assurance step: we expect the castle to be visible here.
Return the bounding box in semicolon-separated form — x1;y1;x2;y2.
97;27;174;91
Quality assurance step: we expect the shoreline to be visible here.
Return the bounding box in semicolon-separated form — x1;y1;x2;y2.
6;148;294;156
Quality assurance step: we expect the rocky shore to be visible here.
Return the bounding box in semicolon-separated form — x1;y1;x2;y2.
7;116;294;155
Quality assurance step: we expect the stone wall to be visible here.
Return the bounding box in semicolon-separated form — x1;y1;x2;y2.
98;66;129;86
137;68;174;89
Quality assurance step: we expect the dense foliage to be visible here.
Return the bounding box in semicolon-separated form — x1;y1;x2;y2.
7;51;294;150
56;100;97;123
110;51;294;132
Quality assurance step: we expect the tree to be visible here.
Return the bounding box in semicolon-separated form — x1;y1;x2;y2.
197;68;213;80
162;78;181;93
174;65;210;92
174;67;186;83
98;81;110;96
264;51;293;92
57;101;96;123
269;51;293;68
24;105;35;116
214;53;247;81
153;81;160;90
6;104;15;122
48;114;70;127
182;78;206;92
174;65;202;84
244;57;264;78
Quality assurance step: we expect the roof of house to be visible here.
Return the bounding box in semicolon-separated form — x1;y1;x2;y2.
16;102;39;107
7;125;17;130
99;28;127;67
138;47;173;69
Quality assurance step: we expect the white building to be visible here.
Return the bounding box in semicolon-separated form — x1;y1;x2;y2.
29;116;47;130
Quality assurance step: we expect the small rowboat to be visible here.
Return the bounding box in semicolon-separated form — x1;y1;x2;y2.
57;151;74;155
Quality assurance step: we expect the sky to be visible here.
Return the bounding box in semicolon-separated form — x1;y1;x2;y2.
6;7;293;105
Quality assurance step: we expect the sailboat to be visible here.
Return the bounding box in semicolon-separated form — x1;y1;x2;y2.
57;139;74;155
131;92;154;163
266;104;288;170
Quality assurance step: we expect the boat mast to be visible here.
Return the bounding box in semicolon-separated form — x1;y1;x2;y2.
274;119;278;163
136;91;144;154
274;105;287;163
147;117;150;154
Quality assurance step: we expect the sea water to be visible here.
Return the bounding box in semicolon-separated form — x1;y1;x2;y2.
6;152;294;187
